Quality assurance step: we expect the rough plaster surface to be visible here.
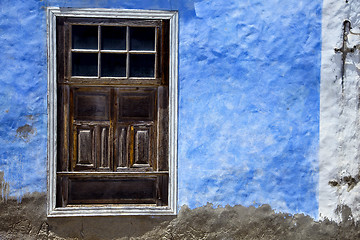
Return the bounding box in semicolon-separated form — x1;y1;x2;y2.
0;0;321;218
0;0;47;198
1;194;360;239
178;0;320;218
320;0;360;222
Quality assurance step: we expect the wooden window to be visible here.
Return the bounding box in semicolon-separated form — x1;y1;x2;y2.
47;8;178;217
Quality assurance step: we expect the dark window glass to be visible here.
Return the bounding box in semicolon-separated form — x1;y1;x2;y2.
101;26;126;50
130;54;155;77
101;54;126;77
72;25;98;49
130;27;155;51
72;53;98;76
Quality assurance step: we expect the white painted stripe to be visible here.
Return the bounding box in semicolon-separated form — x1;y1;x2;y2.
320;0;360;222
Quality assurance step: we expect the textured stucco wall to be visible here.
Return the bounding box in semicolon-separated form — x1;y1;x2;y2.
0;0;321;218
320;0;360;222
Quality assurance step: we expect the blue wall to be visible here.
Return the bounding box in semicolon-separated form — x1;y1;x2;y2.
0;0;321;218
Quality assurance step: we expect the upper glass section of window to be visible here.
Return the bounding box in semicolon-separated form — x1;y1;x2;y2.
71;25;156;51
71;24;157;78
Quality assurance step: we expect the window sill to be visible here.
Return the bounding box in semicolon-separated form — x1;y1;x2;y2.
48;206;176;217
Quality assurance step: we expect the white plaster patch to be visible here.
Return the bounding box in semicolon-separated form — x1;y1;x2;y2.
320;0;360;222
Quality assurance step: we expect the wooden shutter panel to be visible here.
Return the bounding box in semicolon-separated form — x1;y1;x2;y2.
69;88;112;172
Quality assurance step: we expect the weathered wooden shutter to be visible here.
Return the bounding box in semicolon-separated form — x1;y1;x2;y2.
56;17;169;207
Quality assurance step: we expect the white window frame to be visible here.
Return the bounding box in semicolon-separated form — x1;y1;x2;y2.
47;7;178;217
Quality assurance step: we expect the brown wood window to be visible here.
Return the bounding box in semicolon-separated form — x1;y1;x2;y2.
56;17;170;207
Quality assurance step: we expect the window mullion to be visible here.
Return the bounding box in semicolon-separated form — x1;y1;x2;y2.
155;27;158;79
126;26;130;79
98;25;101;78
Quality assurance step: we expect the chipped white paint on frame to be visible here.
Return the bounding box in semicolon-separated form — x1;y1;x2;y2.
320;0;360;222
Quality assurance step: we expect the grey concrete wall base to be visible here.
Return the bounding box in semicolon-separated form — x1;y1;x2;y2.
1;193;360;239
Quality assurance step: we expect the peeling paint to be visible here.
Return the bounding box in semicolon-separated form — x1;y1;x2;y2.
329;173;359;191
15;124;36;142
0;172;9;201
25;114;36;121
336;205;354;223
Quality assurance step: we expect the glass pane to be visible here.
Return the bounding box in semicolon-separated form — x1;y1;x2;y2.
72;25;98;49
130;54;155;77
130;27;155;51
101;26;126;50
101;53;126;77
72;53;98;76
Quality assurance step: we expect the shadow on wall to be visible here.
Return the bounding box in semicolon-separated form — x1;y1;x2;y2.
1;193;360;239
